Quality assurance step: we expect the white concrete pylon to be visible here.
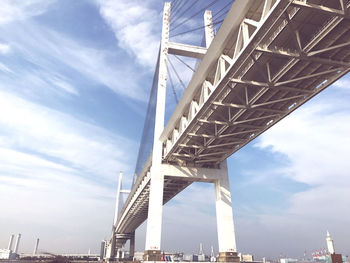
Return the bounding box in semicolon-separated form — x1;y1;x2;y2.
113;171;123;226
204;10;214;48
33;238;39;256
214;160;237;253
8;235;14;251
14;234;21;254
144;1;171;254
129;231;135;260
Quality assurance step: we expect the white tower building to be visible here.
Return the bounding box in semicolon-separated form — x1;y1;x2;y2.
326;231;335;254
210;246;216;262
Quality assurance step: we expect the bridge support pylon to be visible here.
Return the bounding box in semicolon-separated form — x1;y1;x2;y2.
143;1;240;261
144;1;171;261
215;160;240;263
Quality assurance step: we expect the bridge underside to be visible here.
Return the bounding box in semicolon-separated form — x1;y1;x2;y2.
116;174;191;234
162;0;350;166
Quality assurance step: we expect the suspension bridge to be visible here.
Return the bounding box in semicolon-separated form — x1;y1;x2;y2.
103;0;350;261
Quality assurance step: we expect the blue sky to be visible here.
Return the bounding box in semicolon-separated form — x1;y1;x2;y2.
0;0;349;259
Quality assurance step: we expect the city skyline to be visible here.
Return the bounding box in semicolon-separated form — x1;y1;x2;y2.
0;0;349;259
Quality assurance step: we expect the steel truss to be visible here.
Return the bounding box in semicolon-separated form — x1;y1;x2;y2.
162;0;350;166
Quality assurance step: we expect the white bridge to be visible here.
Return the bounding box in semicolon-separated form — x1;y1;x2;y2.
105;0;350;261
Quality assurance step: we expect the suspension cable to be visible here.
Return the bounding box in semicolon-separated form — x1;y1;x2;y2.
170;0;221;33
168;57;187;90
171;0;185;16
170;0;191;24
212;1;233;19
170;0;201;26
173;55;195;72
167;64;179;104
171;19;224;38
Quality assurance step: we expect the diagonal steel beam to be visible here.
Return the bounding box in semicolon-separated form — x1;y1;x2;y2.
290;0;346;17
255;46;350;67
275;68;343;86
229;77;314;94
252;94;305;107
188;129;259;139
308;41;350;56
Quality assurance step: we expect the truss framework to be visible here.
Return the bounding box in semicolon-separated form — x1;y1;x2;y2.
161;0;350;166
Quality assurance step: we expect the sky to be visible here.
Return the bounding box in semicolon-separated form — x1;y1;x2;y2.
0;0;349;260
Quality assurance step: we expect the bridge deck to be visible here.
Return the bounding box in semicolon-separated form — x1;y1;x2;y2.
161;0;350;166
116;0;350;235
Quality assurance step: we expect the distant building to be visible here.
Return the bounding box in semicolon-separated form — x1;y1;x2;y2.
183;254;199;261
330;254;343;263
327;231;335;255
280;258;298;263
100;240;107;260
0;249;12;259
210;246;216;262
240;254;254;262
311;231;345;263
133;251;144;261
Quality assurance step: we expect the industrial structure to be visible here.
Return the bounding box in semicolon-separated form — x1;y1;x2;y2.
0;234;21;259
33;238;40;256
102;0;350;261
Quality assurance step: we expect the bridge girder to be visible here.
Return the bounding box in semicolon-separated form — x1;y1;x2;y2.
161;0;350;165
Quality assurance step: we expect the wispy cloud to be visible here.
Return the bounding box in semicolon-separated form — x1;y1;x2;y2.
0;89;138;252
0;147;117;254
0;0;55;25
0;18;149;101
96;0;161;68
0;90;136;181
0;62;13;73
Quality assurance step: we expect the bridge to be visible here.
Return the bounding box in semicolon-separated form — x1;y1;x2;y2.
103;0;350;261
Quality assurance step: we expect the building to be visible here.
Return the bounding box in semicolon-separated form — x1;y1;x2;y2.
280;258;298;263
0;249;12;259
100;240;107;260
327;231;335;255
240;254;254;262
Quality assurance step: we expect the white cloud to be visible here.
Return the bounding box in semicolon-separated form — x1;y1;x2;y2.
257;96;350;186
332;78;350;91
0;90;138;253
0;148;116;254
250;79;350;257
49;75;79;96
96;0;161;68
0;62;13;73
0;90;136;180
0;0;54;25
0;20;148;101
162;183;218;254
0;42;11;54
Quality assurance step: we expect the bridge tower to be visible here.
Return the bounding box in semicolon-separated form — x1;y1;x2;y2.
143;2;239;262
105;172;132;261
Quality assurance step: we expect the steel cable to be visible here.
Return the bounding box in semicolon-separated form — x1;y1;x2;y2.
170;0;221;33
168;57;187;91
167;64;179;104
